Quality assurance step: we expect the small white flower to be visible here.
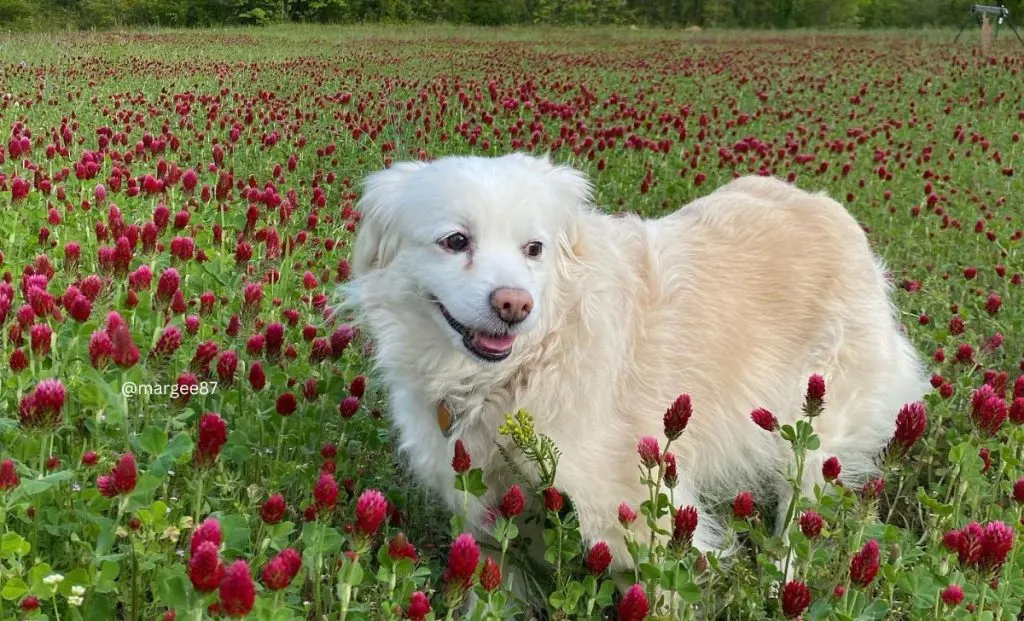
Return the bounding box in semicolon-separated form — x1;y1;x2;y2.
71;585;86;596
43;573;65;585
72;483;82;492
68;595;84;606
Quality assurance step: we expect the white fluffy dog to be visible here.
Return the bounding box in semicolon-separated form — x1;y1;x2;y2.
343;152;929;584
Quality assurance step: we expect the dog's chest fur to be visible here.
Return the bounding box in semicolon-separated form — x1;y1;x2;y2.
383;310;651;537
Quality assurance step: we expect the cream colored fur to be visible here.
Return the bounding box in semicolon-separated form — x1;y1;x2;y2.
341;152;930;586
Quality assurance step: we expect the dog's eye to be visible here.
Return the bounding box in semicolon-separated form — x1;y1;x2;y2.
525;241;543;259
440;233;470;253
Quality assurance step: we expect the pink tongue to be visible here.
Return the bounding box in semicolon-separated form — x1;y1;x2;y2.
474;333;516;352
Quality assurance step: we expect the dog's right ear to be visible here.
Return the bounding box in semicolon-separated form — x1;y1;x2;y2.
352;161;425;276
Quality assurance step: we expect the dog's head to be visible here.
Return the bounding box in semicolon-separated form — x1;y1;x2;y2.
349;152;591;363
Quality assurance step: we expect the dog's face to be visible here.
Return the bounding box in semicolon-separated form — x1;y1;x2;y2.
350;153;591;363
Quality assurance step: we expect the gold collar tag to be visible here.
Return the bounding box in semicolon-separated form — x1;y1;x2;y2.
437;401;455;438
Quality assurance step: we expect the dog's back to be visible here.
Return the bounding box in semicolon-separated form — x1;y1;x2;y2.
621;174;928;499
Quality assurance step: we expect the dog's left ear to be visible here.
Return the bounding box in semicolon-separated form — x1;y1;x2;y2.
507;152;594;210
352;161;426;276
506;152;592;260
537;155;592;262
548;161;593;212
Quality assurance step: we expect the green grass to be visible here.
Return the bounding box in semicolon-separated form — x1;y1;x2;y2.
0;24;1021;621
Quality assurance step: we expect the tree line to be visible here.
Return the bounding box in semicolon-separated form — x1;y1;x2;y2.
0;0;1015;32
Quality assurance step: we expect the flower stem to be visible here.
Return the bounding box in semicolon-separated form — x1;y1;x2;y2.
38;433;50;478
585;579;597;617
121;369;132;444
949;467;968;523
644;439;673;564
192;471;205;526
274;415;288;467
782;452;805;580
338;582;350;621
554;517;565;590
645;465;658;555
130;529;139;621
338;558;356;621
313;522;325;617
385;569;397;615
883;471;910;523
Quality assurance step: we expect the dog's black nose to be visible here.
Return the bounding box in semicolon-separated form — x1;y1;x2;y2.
490;288;533;324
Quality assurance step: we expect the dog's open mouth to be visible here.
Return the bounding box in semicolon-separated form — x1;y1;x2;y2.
435;300;516;362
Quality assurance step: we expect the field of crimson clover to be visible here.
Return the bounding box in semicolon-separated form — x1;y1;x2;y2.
0;24;1022;621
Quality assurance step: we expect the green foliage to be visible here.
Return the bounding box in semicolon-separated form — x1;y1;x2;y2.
0;22;1022;621
5;0;1024;29
0;0;35;27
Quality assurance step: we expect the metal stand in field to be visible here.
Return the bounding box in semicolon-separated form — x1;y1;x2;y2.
954;4;1024;47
